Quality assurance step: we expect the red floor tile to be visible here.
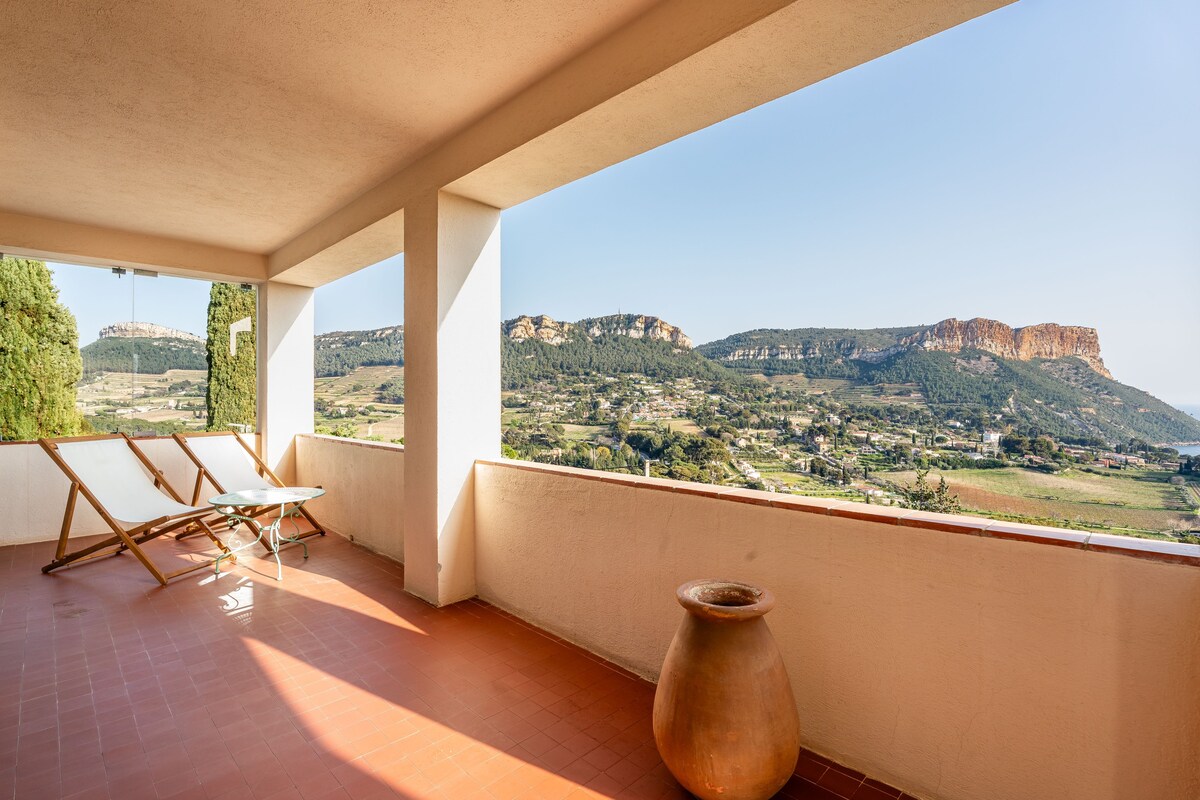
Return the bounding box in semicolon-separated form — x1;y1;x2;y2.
0;533;904;800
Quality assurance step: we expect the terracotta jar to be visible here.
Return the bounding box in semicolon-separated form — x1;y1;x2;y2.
653;579;800;800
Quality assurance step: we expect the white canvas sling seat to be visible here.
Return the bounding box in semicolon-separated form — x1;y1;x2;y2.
172;432;325;545
39;434;235;586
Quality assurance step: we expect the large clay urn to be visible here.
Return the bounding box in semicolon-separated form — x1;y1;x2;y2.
653;579;800;800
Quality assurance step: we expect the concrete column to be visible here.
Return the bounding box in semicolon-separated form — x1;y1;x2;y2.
403;190;501;606
257;280;315;482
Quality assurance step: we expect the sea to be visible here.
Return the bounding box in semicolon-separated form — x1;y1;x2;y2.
1173;404;1200;455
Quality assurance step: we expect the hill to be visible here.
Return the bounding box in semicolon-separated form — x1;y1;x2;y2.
87;313;1198;446
315;326;404;377
81;335;206;376
98;321;202;342
501;314;738;389
699;319;1200;444
311;315;728;386
699;317;1110;373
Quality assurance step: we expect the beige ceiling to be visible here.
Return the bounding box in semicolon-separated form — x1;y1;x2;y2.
1;0;658;254
1;0;1015;285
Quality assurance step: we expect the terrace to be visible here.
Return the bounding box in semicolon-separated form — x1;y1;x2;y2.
0;526;906;800
3;2;1199;799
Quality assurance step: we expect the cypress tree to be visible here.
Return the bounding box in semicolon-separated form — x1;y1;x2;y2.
0;257;83;440
206;283;257;430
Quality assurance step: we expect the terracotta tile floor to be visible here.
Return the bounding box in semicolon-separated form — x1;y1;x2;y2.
0;531;910;800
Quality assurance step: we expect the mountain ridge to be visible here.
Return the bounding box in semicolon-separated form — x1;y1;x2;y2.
315;326;404;377
699;318;1197;444
504;313;692;348
699;317;1110;377
98;321;202;342
81;335;206;376
81;315;1200;445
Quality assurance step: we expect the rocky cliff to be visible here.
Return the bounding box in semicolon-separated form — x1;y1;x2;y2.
99;321;202;342
901;318;1110;377
715;342;906;363
703;317;1110;377
504;314;692;349
504;315;575;345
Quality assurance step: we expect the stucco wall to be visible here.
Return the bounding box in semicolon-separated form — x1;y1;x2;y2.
0;436;222;546
473;460;1200;800
295;434;404;562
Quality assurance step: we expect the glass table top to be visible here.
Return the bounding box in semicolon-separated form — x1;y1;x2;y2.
209;487;325;507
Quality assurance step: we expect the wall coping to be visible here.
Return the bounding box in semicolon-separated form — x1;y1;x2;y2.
0;432;259;445
248;437;1200;567
476;457;1200;568
297;432;405;453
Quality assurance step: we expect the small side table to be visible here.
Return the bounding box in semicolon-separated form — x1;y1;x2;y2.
210;487;325;580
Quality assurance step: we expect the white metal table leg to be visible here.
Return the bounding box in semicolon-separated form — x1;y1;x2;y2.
269;502;285;580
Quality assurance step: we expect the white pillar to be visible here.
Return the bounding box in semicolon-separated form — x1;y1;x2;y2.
257;280;315;483
403;190;501;606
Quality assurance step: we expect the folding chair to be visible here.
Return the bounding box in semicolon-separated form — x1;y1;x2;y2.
39;434;235;585
172;431;325;543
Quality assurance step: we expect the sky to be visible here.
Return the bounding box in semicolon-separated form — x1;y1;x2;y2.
46;0;1198;404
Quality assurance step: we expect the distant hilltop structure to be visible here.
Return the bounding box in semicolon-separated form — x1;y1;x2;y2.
98;321;203;342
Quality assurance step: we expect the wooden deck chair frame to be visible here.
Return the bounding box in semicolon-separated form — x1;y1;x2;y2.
172;431;326;543
39;434;235;586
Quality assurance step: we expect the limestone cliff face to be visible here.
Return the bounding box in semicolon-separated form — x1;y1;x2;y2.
504;315;576;345
705;317;1111;376
717;343;904;362
99;321;202;342
504;314;692;348
580;314;693;348
902;318;1110;377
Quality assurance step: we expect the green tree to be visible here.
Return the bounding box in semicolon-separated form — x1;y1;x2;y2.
376;379;404;404
206;283;256;430
0;257;83;440
898;469;962;514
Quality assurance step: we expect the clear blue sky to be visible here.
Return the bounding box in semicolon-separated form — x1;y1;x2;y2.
48;0;1198;403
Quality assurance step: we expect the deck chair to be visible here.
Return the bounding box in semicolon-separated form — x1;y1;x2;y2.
171;431;325;543
39;434;235;585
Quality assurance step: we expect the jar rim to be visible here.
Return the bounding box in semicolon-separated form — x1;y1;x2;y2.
676;579;775;621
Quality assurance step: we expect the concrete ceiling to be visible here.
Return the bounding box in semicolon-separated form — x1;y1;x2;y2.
1;0;658;253
0;0;1015;286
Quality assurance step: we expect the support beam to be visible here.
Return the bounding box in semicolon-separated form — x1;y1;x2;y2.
0;210;267;283
403;191;501;606
257;281;315;482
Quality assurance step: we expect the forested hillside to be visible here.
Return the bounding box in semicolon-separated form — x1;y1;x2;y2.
81;336;206;376
502;335;742;389
702;320;1200;444
700;326;924;356
715;345;1200;444
315;326;404;377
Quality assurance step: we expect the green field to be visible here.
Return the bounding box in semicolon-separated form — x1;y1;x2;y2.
314;365;404;440
77;369;208;431
761;375;855;393
314;365;402;402
888;467;1197;536
560;424;608;442
761;375;925;405
654;418;704;435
